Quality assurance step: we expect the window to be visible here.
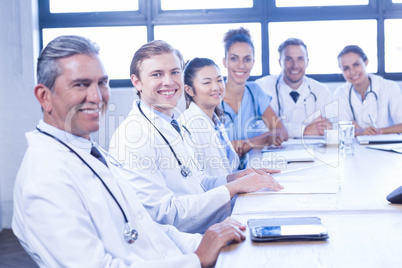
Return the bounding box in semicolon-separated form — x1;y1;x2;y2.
269;20;377;75
276;0;368;7
39;0;402;86
43;27;147;80
49;0;138;13
384;19;402;73
161;0;252;10
154;23;261;76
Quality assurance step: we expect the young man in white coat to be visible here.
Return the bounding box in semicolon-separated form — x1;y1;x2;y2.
109;40;283;234
255;38;333;138
12;35;250;268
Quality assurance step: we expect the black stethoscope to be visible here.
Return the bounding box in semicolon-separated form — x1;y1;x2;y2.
275;75;317;118
36;127;139;244
137;102;193;178
348;76;378;121
221;84;260;127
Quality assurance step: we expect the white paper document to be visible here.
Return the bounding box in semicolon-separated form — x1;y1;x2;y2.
262;149;316;163
247;176;340;195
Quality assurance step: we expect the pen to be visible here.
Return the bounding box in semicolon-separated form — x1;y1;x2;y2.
368;114;378;129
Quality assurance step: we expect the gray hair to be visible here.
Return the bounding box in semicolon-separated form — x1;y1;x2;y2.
37;35;100;91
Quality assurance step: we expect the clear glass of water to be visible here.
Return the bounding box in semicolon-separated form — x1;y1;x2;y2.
339;121;355;157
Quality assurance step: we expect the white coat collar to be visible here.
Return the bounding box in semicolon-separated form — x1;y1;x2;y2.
188;102;215;128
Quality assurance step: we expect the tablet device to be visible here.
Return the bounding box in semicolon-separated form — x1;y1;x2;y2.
248;217;329;242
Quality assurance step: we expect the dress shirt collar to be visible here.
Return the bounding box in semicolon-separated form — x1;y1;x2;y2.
139;100;176;123
279;74;308;94
37;120;92;153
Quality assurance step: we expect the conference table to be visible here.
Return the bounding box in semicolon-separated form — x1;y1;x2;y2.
216;139;402;268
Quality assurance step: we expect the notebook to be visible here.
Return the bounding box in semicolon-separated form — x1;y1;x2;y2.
248;217;329;242
262;149;315;163
356;133;402;145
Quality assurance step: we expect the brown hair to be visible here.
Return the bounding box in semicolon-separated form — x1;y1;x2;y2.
130;40;185;97
278;38;308;59
223;27;254;57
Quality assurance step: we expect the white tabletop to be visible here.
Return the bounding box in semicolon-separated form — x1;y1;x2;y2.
234;141;402;215
217;139;402;268
217;212;402;268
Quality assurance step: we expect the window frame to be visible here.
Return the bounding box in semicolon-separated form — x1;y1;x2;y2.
38;0;402;87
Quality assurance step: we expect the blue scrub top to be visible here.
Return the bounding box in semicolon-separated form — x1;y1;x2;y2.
221;82;272;142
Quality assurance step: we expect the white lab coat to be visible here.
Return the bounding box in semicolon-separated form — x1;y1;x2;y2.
12;121;202;268
109;101;231;234
178;102;240;177
333;73;402;129
255;75;333;137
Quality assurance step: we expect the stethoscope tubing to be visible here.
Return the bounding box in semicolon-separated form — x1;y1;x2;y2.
348;76;378;121
137;102;195;177
222;84;257;124
36;127;140;244
275;75;317;118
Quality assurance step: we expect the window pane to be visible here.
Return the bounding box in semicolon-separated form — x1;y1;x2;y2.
276;0;368;7
50;0;138;13
154;23;261;76
385;19;402;73
161;0;252;10
43;27;147;79
392;0;402;3
268;20;377;75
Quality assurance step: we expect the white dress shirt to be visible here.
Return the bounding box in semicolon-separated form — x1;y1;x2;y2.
12;120;202;268
333;73;402;129
255;75;333;137
109;101;231;234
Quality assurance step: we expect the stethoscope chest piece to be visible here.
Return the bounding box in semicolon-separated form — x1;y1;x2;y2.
124;223;139;244
180;165;192;177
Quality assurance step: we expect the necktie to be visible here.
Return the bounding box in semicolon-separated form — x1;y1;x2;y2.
290;91;300;103
171;119;182;136
91;145;108;167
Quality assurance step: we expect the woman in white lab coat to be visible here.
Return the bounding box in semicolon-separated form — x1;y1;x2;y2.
334;45;402;135
179;58;240;177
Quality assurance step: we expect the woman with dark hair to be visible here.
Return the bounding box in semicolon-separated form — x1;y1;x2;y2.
179;57;240;177
221;27;288;168
334;45;402;135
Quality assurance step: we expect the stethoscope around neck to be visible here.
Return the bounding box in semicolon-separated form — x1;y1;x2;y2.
221;84;260;128
36;127;139;244
137;102;194;178
348;76;378;121
275;75;317;118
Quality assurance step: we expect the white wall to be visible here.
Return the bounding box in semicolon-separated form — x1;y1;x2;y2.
0;0;40;230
